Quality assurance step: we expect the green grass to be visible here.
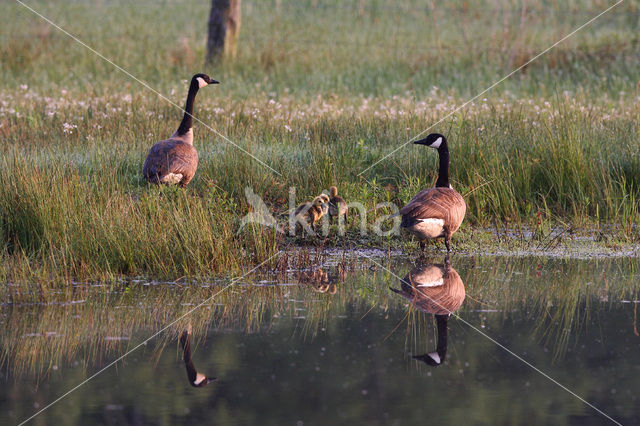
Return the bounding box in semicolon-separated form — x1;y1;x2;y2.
1;0;640;285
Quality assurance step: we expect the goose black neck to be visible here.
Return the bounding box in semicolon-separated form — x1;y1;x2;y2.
179;331;193;363
176;80;200;136
180;331;198;384
435;314;449;361
435;145;450;188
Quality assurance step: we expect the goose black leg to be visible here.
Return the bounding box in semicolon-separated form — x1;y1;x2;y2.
444;237;451;253
419;240;426;257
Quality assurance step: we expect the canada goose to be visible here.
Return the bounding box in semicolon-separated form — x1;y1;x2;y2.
294;194;330;234
400;133;466;253
142;73;219;187
328;186;348;223
390;259;465;366
179;328;216;387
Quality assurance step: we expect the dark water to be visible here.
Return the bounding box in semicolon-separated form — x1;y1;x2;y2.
1;254;639;425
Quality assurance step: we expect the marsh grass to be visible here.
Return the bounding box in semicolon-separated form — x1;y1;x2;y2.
1;0;640;287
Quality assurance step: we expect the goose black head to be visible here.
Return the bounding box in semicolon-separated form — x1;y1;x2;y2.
192;73;220;88
412;352;444;366
414;133;446;150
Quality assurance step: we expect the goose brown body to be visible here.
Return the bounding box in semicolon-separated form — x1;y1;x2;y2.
400;187;466;241
142;73;218;187
143;139;198;187
391;262;465;315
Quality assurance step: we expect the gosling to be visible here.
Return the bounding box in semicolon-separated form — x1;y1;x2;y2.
328;186;348;223
294;194;329;234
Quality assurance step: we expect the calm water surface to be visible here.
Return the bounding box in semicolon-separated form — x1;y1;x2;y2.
1;254;639;425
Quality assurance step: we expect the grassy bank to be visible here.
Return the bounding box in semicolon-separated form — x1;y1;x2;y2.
1;0;640;285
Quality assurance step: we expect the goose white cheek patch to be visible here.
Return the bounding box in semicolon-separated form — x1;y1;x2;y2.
194;373;207;385
196;77;208;88
431;137;443;149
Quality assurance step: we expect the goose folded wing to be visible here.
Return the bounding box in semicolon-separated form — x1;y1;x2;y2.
400;188;448;226
400;188;465;229
165;145;198;176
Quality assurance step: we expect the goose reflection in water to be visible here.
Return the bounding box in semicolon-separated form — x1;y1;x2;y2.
179;325;216;387
390;257;465;366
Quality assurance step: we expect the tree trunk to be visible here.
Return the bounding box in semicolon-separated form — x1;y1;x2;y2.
206;0;228;64
206;0;241;64
224;0;241;59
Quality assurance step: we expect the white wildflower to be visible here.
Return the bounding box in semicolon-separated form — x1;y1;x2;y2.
62;122;77;134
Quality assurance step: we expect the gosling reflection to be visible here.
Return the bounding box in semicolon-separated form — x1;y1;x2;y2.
179;327;216;387
297;268;338;295
390;258;465;367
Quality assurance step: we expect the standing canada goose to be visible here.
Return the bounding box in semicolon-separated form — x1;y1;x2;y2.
328;186;348;223
179;328;216;387
142;73;219;187
400;133;466;253
390;259;465;366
